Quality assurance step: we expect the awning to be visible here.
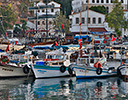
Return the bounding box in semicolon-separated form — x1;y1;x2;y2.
88;28;107;32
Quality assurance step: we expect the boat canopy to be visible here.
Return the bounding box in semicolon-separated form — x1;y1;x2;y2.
74;35;92;42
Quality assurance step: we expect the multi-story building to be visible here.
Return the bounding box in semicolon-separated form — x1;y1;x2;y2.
72;0;128;13
33;0;61;37
70;0;128;36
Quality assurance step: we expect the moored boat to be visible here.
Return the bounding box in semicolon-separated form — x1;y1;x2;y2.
71;52;117;79
0;54;34;78
30;48;75;79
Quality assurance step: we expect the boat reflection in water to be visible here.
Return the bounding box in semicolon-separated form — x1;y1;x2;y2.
31;77;76;99
75;78;119;99
117;78;128;97
1;77;128;99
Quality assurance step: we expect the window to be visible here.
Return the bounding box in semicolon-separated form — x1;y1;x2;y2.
82;18;85;24
98;18;101;24
49;21;52;24
121;0;123;3
42;21;45;25
51;9;54;12
38;21;40;25
97;0;99;3
93;18;96;24
92;0;95;3
88;17;90;24
101;0;104;3
106;7;109;14
106;0;109;3
42;9;44;12
76;18;79;24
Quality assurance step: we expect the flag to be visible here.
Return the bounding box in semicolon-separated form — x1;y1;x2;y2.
112;35;116;41
61;24;63;29
79;22;82;26
55;41;58;46
79;37;82;49
5;44;10;52
15;41;18;45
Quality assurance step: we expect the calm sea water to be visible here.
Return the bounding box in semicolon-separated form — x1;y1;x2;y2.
0;76;127;100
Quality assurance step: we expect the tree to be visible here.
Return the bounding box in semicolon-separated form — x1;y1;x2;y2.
13;20;27;37
90;6;107;14
53;11;70;35
20;20;27;34
105;0;125;36
0;4;17;34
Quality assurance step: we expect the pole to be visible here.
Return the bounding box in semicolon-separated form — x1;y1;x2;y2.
36;9;37;34
46;0;48;37
80;10;82;35
87;0;89;35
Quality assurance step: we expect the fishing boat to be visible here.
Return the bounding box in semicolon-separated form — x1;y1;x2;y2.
30;48;75;79
71;51;117;79
0;53;34;78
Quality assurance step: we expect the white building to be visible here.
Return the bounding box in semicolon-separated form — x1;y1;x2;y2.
33;0;61;36
69;10;111;35
71;0;128;36
72;0;128;13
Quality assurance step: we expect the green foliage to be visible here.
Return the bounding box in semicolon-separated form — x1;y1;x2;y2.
13;24;21;33
20;20;27;33
53;11;70;34
90;6;107;14
13;20;27;35
0;4;17;34
105;0;125;36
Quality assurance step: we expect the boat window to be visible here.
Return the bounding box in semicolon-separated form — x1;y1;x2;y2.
59;62;63;65
90;59;94;63
52;63;58;65
56;55;64;60
47;55;54;59
80;59;86;64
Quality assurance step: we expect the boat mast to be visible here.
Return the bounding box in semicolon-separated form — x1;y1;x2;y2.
86;0;89;35
46;0;48;37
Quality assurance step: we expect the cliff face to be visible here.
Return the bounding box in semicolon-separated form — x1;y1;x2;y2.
0;0;31;18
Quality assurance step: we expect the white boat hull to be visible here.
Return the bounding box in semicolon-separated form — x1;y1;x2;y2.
0;64;33;78
73;67;117;79
31;65;74;79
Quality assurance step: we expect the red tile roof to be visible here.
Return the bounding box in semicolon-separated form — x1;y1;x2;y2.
88;28;107;32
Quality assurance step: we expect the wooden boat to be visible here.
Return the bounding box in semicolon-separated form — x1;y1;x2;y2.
0;54;34;78
71;52;117;79
30;48;75;79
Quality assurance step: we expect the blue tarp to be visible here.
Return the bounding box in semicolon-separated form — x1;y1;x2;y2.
74;35;92;42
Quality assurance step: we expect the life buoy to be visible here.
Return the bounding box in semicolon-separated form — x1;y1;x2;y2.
68;67;73;76
94;62;102;68
23;65;30;74
0;56;9;64
60;65;66;73
96;68;102;75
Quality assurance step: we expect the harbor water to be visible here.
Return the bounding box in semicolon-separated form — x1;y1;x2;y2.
0;61;127;100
